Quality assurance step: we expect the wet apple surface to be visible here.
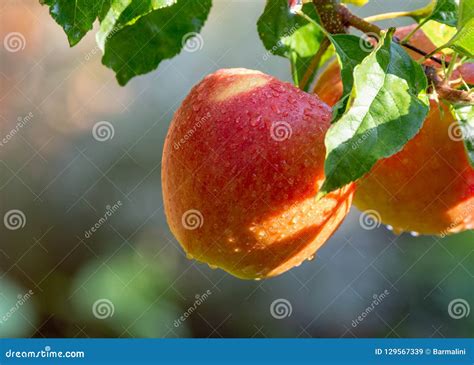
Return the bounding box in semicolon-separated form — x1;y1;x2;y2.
162;68;354;279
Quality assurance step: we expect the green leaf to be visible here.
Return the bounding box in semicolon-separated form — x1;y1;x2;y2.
458;0;474;29
257;0;325;90
422;20;457;49
102;0;212;85
321;30;429;194
327;34;373;121
97;0;176;50
451;103;474;167
448;17;474;57
41;0;105;45
416;0;459;27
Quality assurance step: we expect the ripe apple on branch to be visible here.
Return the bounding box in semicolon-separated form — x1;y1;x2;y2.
40;0;474;279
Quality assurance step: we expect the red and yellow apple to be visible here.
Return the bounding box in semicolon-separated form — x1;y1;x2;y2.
162;68;354;279
314;25;474;235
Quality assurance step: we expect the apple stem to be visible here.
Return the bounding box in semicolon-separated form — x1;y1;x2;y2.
445;52;459;80
425;66;474;105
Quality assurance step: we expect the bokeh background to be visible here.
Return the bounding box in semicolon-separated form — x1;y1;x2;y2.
1;0;473;338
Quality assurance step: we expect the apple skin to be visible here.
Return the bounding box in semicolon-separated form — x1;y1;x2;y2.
162;68;354;279
314;26;474;236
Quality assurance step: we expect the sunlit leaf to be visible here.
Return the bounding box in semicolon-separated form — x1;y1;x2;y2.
321;30;429;193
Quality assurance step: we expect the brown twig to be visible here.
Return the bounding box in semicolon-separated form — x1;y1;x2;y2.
337;5;381;35
397;40;445;65
337;4;447;66
311;2;468;104
424;66;474;104
312;0;346;34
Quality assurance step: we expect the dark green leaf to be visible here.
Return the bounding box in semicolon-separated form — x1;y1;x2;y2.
321;30;429;194
102;0;212;85
416;0;458;27
97;0;176;49
451;103;474;167
41;0;105;45
257;0;325;90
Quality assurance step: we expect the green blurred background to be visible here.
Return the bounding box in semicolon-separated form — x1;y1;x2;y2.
0;0;473;338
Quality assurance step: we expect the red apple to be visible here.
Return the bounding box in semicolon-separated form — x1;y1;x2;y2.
162;68;354;279
314;26;474;235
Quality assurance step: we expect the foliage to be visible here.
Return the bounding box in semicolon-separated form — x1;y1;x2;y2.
321;30;429;193
40;0;474;192
41;0;211;85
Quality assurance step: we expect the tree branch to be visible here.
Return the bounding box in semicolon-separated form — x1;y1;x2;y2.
310;1;469;104
312;0;346;34
424;66;474;104
337;4;447;66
